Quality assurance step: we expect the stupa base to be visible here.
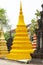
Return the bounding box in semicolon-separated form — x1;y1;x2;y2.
6;49;34;60
7;54;31;60
0;54;7;58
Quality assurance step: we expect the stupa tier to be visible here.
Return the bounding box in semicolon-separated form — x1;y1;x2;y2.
7;2;34;60
0;28;8;58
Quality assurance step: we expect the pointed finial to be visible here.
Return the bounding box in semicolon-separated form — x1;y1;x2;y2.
20;1;22;9
18;1;24;25
20;1;22;14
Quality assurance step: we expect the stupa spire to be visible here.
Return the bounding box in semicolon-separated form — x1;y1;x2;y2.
0;27;8;58
6;1;34;60
18;1;25;25
20;1;22;14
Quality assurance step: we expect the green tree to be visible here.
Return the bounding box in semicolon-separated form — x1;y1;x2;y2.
0;8;11;40
4;32;10;41
4;25;11;40
29;10;40;41
30;19;38;35
0;8;10;30
35;10;40;19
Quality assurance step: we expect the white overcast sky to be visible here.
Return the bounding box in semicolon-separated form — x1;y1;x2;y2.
0;0;43;29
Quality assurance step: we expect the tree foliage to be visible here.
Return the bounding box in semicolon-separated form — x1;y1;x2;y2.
0;8;11;31
0;8;8;28
35;10;40;19
0;8;11;40
29;10;40;40
4;32;10;41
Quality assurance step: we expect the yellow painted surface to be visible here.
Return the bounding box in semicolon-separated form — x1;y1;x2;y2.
0;28;8;58
7;1;34;60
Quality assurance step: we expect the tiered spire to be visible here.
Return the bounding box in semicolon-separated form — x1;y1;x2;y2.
0;27;8;58
18;1;25;25
7;1;34;60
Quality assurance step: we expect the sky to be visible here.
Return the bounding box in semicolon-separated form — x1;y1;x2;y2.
0;0;43;30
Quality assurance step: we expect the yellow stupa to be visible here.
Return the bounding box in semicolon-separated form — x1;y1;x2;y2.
7;2;34;60
0;27;8;58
